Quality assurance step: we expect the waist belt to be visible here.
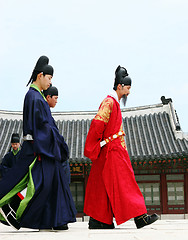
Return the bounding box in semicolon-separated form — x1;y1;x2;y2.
100;130;125;147
23;134;33;141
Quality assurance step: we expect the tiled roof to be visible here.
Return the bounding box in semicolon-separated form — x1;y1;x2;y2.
124;112;188;161
0;98;188;164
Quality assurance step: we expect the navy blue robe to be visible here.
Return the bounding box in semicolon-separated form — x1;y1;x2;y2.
0;150;21;178
0;86;76;229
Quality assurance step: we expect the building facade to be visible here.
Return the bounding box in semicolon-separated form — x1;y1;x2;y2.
0;97;188;217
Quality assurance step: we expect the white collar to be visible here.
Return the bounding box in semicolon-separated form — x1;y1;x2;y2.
109;90;120;104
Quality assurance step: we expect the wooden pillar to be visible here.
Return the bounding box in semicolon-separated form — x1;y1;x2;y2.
84;172;89;189
185;172;188;214
160;173;168;213
84;164;90;193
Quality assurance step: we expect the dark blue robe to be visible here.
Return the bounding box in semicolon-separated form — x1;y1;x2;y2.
0;149;21;178
0;86;76;229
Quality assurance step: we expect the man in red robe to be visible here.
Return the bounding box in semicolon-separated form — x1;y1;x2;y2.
84;66;158;229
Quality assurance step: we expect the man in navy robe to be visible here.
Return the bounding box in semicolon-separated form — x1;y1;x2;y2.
43;85;71;184
0;56;77;231
0;133;21;178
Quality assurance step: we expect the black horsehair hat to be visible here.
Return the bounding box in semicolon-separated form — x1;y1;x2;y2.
11;133;20;143
43;84;58;98
113;65;132;90
27;56;54;86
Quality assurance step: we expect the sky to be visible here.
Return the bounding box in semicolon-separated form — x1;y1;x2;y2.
0;0;188;132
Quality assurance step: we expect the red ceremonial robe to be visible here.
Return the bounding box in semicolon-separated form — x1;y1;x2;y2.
84;94;147;225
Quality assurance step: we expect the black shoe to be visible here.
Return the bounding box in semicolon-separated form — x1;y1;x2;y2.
0;204;20;230
89;217;115;229
134;213;159;229
53;224;69;230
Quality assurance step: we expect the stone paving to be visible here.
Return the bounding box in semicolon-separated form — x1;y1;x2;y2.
0;219;188;240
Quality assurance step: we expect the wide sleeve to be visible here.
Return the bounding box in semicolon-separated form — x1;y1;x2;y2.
32;98;68;162
84;97;113;161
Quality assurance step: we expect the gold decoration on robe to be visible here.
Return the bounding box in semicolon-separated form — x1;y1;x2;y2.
119;124;127;150
94;98;113;123
94;97;127;150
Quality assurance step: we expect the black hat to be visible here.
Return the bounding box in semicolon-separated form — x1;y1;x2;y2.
11;133;20;143
27;56;54;86
113;65;132;90
43;84;58;98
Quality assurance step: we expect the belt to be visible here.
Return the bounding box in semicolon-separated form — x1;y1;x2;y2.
23;134;33;141
100;130;125;147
